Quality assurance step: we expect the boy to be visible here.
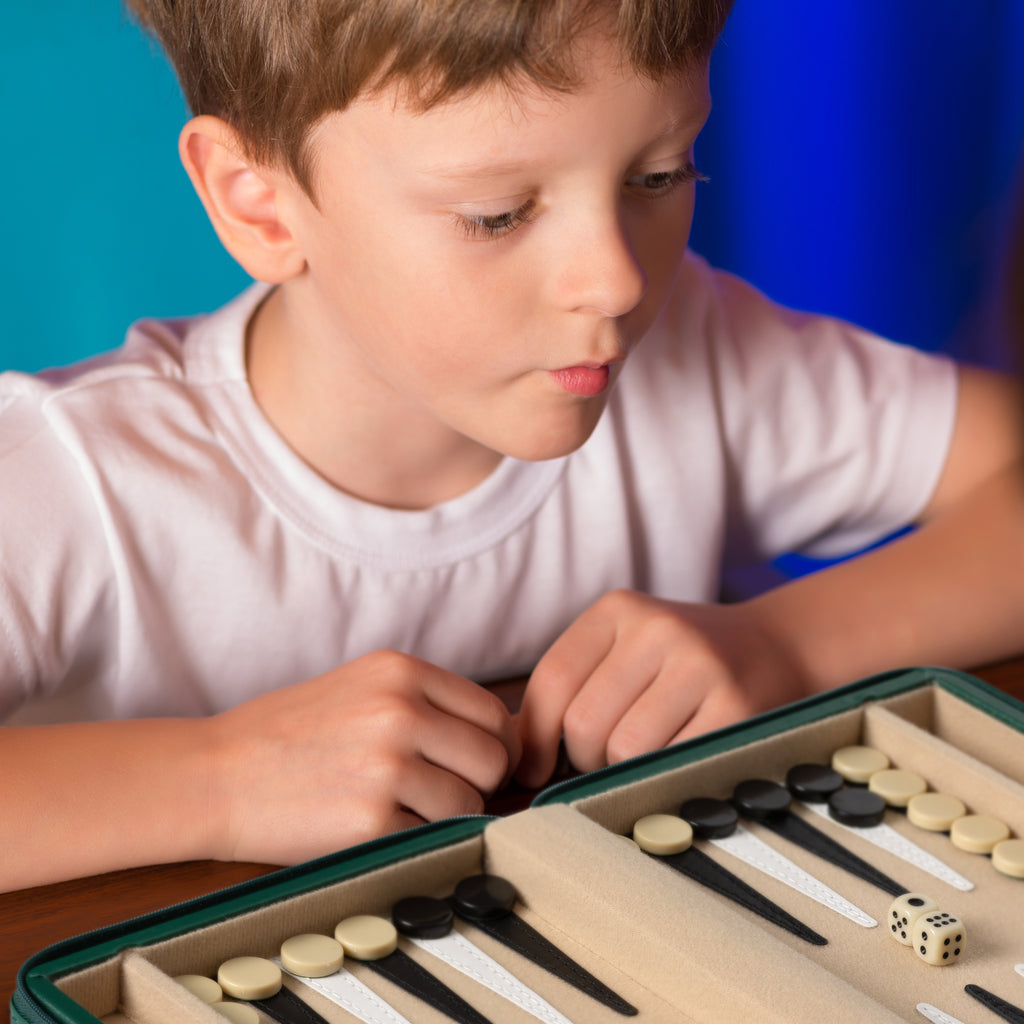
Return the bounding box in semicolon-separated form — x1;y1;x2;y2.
2;0;1023;892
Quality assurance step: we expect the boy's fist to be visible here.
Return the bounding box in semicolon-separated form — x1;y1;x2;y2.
207;649;520;864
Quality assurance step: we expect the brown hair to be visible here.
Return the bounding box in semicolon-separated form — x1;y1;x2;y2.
125;0;733;195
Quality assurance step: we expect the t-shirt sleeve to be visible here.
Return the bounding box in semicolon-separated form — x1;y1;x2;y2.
0;385;117;720
700;262;959;563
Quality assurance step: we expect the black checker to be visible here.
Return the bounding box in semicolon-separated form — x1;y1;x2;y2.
828;787;886;827
392;895;454;939
680;797;739;838
450;874;517;921
785;763;844;802
732;779;792;820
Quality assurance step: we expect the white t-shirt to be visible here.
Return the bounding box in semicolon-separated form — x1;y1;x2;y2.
0;252;956;725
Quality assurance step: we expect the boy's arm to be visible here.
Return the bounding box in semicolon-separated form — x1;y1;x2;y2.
742;365;1024;686
516;365;1024;787
0;717;220;891
741;455;1024;692
0;651;519;893
917;364;1024;519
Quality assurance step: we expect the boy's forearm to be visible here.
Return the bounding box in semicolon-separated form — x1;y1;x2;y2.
0;652;521;891
742;462;1024;693
0;716;221;893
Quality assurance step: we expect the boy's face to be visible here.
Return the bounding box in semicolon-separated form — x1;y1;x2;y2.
271;31;710;469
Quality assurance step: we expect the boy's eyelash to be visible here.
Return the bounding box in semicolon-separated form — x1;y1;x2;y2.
453;162;706;241
455;201;537;240
630;161;708;195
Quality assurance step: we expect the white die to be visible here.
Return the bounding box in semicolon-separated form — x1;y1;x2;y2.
888;893;939;945
915;911;965;965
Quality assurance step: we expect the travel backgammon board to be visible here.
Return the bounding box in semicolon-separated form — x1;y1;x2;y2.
12;667;1024;1024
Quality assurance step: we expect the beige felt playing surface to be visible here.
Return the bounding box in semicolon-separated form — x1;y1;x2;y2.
43;682;1024;1024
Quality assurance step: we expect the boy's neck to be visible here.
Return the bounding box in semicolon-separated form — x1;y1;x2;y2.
244;286;504;510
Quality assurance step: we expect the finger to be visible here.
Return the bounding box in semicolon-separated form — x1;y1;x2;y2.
396;759;487;822
557;639;668;773
419;669;522;781
515;613;615;787
378;808;428;838
602;669;706;764
666;683;754;746
416;705;517;797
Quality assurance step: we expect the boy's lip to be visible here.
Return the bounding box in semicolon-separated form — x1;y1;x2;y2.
549;361;616;396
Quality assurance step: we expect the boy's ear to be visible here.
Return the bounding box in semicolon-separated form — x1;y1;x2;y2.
179;115;306;284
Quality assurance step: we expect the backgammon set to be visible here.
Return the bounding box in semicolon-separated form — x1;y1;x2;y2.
12;667;1024;1024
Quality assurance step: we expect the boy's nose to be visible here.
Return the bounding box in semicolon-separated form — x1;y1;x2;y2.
555;212;648;318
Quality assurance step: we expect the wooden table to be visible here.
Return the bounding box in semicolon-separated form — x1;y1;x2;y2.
5;665;1024;1019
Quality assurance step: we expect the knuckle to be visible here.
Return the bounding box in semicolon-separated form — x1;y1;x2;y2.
477;687;513;732
711;686;757;724
367;690;421;734
357;748;408;789
338;792;402;843
353;804;391;840
639;608;689;647
606;726;647;764
478;741;511;794
364;648;420;683
562;698;601;741
530;649;575;694
596;588;638;616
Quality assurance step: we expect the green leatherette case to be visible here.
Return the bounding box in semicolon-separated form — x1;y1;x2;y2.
13;667;1024;1024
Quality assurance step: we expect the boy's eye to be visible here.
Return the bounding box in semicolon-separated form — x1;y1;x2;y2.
455;200;536;240
451;162;704;241
628;162;707;195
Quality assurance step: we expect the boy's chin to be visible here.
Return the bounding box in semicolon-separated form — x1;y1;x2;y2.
493;406;607;463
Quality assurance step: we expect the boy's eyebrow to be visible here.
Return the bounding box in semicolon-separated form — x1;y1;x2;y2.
418;89;710;182
421;159;531;182
421;116;708;183
643;105;713;151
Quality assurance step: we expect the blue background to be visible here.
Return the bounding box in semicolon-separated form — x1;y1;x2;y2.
2;1;1022;375
692;1;1024;370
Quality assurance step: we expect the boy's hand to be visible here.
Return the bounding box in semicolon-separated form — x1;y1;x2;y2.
207;650;520;865
514;590;803;788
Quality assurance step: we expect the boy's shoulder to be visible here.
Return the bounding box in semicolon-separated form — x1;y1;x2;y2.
0;283;264;432
1;318;186;417
656;249;955;376
647;248;809;356
634;248;820;383
0;284;270;511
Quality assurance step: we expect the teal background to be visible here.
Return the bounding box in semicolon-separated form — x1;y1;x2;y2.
2;2;1022;374
2;2;249;373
